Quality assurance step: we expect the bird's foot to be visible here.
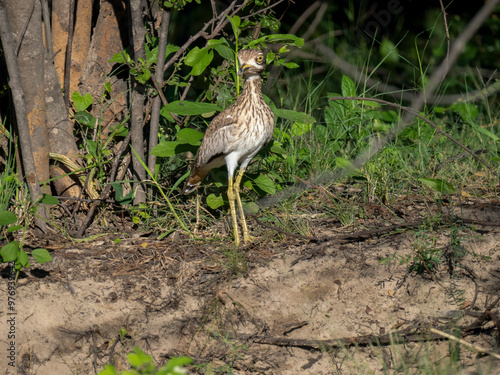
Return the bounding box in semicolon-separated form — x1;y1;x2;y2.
243;233;259;245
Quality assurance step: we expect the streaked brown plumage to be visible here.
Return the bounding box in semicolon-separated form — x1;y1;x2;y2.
183;49;275;246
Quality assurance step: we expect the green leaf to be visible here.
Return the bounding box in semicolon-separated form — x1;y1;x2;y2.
207;39;224;48
227;15;241;37
110;183;134;205
341;75;356;97
380;38;399;63
0;211;17;226
17;250;29;267
380;110;398;122
127;347;152;368
214;44;234;61
109;123;129;137
74;111;96;128
32;248;53;264
151;141;179;157
193;49;213;76
266;51;276;65
450;102;479;123
176;128;204;145
290;122;313;137
246;34;304;48
1;241;19;262
185;47;214;76
282;61;300;69
109;48;132;64
71;92;93;111
270;143;287;155
206;194;224;209
98;364;117;375
165;44;180;58
278;45;289;54
86;140;98;158
162;101;222;115
7;225;22;233
161;356;192;372
40;194;59;205
470;122;500;141
274;109;315;124
184;47;202;66
335;157;363;177
252;175;276;195
418;178;455;194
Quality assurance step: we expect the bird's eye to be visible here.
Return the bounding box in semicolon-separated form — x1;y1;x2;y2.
256;54;263;63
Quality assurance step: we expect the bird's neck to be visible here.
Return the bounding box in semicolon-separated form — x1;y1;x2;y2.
241;75;263;99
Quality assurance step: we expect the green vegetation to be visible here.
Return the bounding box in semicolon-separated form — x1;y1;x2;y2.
0;195;53;282
99;347;191;375
1;0;499;373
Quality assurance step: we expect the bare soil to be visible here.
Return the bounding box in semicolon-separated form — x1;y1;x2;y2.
1;196;500;375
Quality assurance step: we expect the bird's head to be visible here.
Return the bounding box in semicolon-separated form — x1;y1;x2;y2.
237;49;266;77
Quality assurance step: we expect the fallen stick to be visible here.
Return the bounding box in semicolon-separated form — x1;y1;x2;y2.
430;328;500;360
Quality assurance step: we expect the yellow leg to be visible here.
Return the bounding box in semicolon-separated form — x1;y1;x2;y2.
234;169;254;244
227;176;240;247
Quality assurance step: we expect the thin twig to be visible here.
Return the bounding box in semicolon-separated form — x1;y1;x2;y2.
240;0;287;20
210;0;217;33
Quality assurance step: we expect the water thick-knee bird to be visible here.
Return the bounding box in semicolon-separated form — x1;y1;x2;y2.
183;49;275;246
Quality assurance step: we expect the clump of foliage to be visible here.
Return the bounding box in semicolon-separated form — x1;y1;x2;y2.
99;347;191;375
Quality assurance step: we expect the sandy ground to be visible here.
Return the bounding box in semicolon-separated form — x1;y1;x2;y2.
1;198;499;374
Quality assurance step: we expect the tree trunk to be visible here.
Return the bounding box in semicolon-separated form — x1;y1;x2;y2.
0;0;48;231
45;58;82;199
80;0;128;133
51;0;92;94
7;0;51;189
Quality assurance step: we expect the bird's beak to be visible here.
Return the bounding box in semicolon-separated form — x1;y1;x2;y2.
238;64;251;76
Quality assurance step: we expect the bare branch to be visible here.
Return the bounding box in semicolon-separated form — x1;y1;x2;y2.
240;0;287;20
301;1;328;41
288;1;321;35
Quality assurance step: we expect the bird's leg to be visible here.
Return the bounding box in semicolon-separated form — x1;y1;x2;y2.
227;175;240;247
234;169;254;244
